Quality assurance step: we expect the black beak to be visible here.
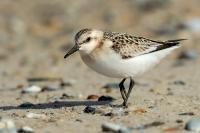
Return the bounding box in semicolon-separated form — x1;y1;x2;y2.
64;45;79;59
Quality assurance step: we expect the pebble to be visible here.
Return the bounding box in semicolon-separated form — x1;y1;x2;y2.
179;112;194;116
185;118;200;132
102;122;131;133
27;78;73;91
98;96;115;102
178;50;198;60
173;80;186;85
60;80;73;87
83;106;96;114
87;95;99;100
25;112;46;119
42;85;60;91
60;93;75;99
176;119;183;123
18;126;34;133
22;86;42;93
18;102;35;108
149;87;162;94
61;79;76;86
75;119;83;123
103;83;119;89
0;117;17;133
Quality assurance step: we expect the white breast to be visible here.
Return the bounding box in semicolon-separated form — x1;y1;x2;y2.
79;46;179;78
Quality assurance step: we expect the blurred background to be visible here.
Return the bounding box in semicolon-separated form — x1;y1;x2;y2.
0;0;200;132
0;0;199;83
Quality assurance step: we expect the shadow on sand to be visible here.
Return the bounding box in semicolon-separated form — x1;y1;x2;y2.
0;100;112;110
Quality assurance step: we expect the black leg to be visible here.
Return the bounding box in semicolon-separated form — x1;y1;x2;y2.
123;77;135;107
119;78;126;103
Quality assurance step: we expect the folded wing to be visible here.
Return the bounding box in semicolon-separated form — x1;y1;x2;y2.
106;33;186;59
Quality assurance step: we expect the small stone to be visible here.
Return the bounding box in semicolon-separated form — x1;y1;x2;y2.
60;79;76;87
178;50;198;60
98;96;115;102
179;112;194;116
105;88;112;93
18;126;34;133
149;88;162;94
102;122;131;133
176;119;183;123
173;80;186;85
22;86;42;93
0;117;17;133
77;93;83;99
60;93;74;99
185;118;200;131
18;102;35;108
16;84;24;89
83;106;96;114
103;83;119;89
146;121;165;127
75;119;83;123
87;95;99;100
60;81;72;87
25;112;46;119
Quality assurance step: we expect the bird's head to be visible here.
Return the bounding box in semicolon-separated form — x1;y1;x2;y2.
64;29;103;58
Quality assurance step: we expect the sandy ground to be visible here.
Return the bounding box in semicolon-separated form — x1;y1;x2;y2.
0;0;200;132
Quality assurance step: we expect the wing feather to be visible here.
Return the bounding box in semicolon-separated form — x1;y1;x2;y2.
104;32;186;59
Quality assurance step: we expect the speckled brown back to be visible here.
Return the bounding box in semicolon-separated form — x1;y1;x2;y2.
103;31;182;59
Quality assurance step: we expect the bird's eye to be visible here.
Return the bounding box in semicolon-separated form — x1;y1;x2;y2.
85;37;91;42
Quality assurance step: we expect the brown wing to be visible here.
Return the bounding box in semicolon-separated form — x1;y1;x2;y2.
105;33;185;59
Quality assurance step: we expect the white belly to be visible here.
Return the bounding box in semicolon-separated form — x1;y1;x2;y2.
80;47;178;78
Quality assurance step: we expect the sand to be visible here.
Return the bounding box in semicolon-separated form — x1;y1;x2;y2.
0;0;200;132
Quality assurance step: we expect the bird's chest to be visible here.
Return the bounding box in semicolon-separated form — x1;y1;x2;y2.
80;49;112;66
79;49;124;77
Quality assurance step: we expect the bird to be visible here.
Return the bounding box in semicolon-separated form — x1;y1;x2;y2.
64;28;186;107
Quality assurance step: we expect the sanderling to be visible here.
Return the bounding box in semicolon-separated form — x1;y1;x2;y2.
64;28;186;107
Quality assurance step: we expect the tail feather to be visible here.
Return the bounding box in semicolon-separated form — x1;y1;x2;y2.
149;39;187;53
164;39;187;45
